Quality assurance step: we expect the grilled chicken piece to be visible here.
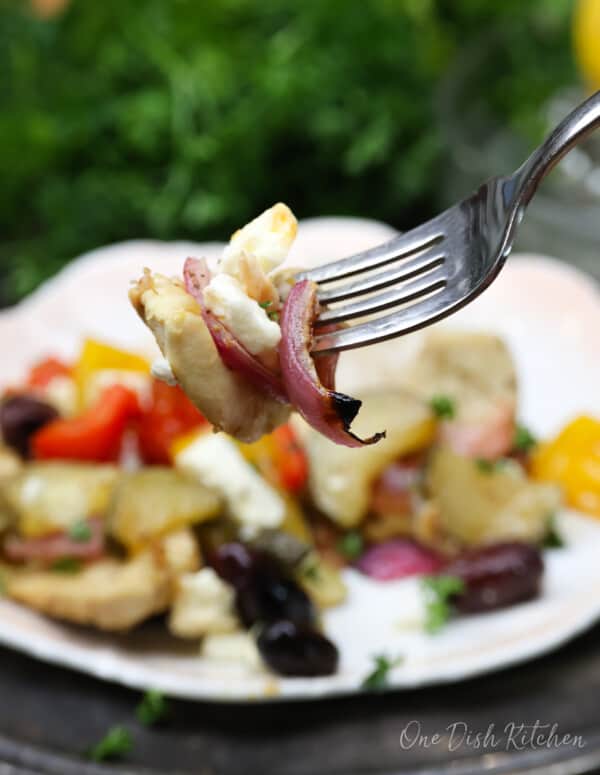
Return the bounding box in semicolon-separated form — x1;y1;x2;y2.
130;271;290;443
5;529;200;631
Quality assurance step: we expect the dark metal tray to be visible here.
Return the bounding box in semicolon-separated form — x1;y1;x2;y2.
1;619;600;775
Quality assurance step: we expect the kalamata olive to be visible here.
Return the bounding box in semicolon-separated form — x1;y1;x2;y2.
444;542;543;614
257;620;338;676
235;562;315;628
209;542;256;589
211;541;316;628
0;395;58;458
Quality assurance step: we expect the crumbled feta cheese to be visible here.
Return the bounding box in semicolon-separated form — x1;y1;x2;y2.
203;273;281;355
175;433;285;532
43;376;77;417
151;356;178;386
201;631;263;671
168;567;238;638
221;202;297;276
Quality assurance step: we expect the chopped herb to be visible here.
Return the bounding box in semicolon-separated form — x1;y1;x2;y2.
361;653;403;690
476;458;495;474
88;726;132;762
475;458;508;474
302;560;320;581
543;514;564;548
514;424;537;454
268;311;280;322
136;689;169;726
51;557;81;574
337;531;363;561
429;395;456;420
421;574;465;634
259;300;272;309
68;520;92;542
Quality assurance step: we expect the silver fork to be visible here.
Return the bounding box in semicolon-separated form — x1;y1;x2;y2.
299;90;600;355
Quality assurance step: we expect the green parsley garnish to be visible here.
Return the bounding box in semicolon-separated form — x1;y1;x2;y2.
514;424;537;454
88;726;132;762
337;531;363;560
543;514;564;549
421;574;465;634
475;458;508;474
68;520;92;542
429;395;456;420
136;689;169;726
476;458;495;473
51;557;81;574
361;653;403;690
302;561;320;582
259;299;279;320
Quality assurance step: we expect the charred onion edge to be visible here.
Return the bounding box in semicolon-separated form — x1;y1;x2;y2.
183;257;289;404
3;517;105;564
279;279;385;447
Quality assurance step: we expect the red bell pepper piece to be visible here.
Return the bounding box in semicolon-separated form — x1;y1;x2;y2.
32;385;141;462
27;357;72;389
137;379;207;464
271;424;308;494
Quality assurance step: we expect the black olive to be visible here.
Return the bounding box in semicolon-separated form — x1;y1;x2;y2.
0;395;58;458
445;542;544;614
209;542;257;589
235;566;315;629
210;542;316;628
257;620;338;677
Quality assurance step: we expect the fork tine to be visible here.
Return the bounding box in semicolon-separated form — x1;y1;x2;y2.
298;217;445;285
314;266;446;326
317;246;444;304
312;287;454;353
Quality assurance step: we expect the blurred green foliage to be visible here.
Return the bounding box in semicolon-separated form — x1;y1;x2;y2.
0;0;575;302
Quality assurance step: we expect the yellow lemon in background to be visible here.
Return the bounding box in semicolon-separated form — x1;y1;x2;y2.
574;0;600;89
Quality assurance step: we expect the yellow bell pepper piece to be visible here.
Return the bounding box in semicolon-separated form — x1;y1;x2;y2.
531;415;600;516
74;339;150;408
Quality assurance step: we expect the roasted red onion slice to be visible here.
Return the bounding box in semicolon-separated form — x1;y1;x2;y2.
313;324;339;391
3;518;105;564
356;539;445;581
279;279;384;447
183;258;288;404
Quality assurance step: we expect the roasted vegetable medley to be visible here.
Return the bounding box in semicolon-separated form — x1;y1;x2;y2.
0;330;591;678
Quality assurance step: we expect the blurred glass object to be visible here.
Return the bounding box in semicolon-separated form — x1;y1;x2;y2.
573;0;600;89
441;14;600;280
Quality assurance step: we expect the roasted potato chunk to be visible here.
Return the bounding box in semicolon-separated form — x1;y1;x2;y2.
427;447;560;546
304;389;435;527
108;467;221;552
403;331;517;459
3;463;118;538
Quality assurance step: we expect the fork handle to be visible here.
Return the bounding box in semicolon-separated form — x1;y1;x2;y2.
512;89;600;208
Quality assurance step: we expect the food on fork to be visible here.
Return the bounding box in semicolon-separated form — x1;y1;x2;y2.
130;204;384;446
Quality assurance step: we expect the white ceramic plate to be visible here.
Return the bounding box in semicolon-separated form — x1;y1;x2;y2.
1;217;599;702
